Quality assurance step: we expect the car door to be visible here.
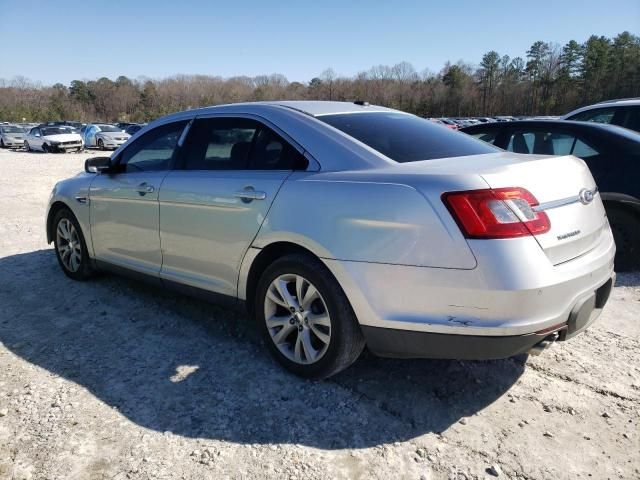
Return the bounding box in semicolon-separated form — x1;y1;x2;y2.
29;128;44;150
158;116;308;296
89;120;189;276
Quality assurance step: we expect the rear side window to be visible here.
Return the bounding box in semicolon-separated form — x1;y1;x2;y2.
318;112;497;162
181;117;308;171
569;107;616;124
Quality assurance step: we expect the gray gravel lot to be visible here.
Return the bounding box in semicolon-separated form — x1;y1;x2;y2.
0;149;639;480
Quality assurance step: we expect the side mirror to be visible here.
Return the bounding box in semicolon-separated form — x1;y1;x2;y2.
85;156;112;173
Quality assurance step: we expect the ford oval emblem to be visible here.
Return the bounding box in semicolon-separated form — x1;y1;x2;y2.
578;188;596;205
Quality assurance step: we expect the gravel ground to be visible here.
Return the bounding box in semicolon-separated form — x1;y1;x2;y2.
0;149;639;480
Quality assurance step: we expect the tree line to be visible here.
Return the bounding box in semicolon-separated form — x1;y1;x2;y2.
0;31;638;123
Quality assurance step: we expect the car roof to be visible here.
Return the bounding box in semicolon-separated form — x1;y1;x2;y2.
461;119;640;140
562;98;640;119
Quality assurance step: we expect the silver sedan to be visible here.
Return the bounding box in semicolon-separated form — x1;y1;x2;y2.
45;101;616;378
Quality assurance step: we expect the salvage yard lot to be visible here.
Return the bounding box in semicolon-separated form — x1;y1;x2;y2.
0;149;638;480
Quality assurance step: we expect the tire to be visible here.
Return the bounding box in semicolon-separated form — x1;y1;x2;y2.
98;139;104;150
255;253;365;379
42;143;50;153
0;139;5;148
608;208;640;271
52;208;95;281
24;141;30;152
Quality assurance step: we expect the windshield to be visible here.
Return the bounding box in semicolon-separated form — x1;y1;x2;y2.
319;112;498;162
98;125;122;132
42;127;75;136
1;126;25;133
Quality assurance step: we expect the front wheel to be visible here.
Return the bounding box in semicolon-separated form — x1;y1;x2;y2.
52;208;95;280
24;141;30;151
42;143;50;153
97;139;104;150
255;254;365;379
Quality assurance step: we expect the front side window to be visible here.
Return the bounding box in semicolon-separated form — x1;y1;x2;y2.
181;117;307;171
318;112;497;162
623;106;640;132
117;120;187;173
569;107;616;124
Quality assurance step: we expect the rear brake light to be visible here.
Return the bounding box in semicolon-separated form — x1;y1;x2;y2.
442;187;550;239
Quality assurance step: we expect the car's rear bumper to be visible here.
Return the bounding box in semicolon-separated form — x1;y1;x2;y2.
323;224;615;359
361;274;614;359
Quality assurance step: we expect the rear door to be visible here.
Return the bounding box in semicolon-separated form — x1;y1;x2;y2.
89;120;189;275
158;116;307;296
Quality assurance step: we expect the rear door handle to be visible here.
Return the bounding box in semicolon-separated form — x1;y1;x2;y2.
136;183;155;196
234;190;267;202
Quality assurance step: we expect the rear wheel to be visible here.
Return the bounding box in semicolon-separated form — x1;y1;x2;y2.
53;208;95;280
608;207;640;271
0;139;5;148
255;253;365;379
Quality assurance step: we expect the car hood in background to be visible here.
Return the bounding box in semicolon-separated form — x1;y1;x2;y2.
42;133;83;142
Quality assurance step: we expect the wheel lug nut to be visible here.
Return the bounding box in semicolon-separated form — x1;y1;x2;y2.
289;307;296;312
289;318;295;324
298;325;303;332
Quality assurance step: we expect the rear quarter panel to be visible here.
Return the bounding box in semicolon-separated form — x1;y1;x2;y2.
253;172;478;269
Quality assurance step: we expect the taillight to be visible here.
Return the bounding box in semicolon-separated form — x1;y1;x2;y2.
442;187;550;239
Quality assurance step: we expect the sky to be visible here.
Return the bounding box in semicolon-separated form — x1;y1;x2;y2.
1;0;638;86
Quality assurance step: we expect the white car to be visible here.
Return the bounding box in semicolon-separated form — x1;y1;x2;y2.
24;126;84;153
83;124;131;150
562;98;640;133
0;125;28;148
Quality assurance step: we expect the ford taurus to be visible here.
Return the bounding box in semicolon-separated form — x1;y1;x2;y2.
46;101;616;378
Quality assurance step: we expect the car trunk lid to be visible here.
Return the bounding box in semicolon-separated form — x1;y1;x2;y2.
479;154;607;265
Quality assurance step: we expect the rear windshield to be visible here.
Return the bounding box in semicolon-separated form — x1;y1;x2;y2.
318;112;498;162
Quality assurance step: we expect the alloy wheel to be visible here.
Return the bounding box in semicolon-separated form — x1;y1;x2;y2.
56;218;82;272
263;274;332;365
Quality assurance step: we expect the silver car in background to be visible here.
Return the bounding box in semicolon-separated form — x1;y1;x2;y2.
0;125;27;148
45;101;615;378
83;124;131;150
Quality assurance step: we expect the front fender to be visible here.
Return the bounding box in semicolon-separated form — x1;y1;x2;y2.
46;173;95;257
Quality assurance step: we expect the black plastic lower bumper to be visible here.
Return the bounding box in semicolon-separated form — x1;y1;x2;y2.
363;276;615;360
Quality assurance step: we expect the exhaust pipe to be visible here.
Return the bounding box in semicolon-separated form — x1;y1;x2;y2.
528;332;559;356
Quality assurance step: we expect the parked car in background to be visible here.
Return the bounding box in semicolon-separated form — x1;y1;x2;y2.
124;123;146;136
462;119;640;270
116;122;137;131
83;124;131;150
46;101;614;378
435;118;459;129
24;125;83;153
40;121;83;130
562;98;640;133
0;125;28;148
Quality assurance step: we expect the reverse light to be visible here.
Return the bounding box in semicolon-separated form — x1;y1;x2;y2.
442;187;550;239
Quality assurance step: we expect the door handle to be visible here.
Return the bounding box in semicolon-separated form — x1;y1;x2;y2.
234;189;267;202
136;183;155;196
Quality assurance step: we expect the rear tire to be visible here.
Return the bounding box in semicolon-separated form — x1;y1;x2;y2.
0;139;5;148
255;253;365;379
608;207;640;271
52;208;96;281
